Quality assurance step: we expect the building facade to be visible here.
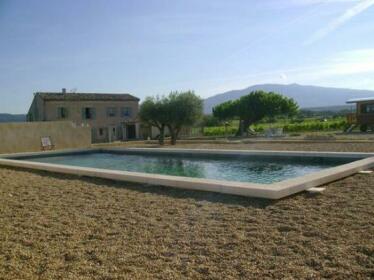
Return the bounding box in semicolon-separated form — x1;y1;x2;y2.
27;90;140;143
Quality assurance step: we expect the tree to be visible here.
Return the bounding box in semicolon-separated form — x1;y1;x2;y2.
212;100;238;121
165;91;203;145
139;91;203;145
139;96;168;145
213;91;298;136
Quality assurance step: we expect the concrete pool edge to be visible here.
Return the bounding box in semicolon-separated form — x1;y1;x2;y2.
0;147;373;199
103;147;374;159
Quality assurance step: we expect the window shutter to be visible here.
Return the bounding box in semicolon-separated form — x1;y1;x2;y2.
92;108;96;119
82;108;86;120
65;108;68;118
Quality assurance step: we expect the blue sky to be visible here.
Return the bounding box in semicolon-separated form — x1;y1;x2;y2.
1;0;374;113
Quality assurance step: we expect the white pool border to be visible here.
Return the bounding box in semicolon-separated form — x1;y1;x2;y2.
0;147;373;199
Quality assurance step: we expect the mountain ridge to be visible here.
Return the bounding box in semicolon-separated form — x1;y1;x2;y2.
204;83;374;114
0;113;26;123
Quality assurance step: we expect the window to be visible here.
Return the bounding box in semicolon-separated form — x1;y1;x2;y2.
57;107;68;119
121;107;132;117
82;107;95;120
361;103;374;114
99;128;104;136
107;107;117;117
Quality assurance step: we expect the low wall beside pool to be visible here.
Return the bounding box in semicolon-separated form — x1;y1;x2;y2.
0;121;91;154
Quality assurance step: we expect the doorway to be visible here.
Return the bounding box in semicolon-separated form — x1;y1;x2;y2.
126;124;136;139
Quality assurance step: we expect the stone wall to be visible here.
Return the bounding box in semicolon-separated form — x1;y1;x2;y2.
0;121;91;154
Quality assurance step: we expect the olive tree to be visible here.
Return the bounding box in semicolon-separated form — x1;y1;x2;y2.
165;91;203;145
213;91;298;136
139;91;203;145
139;96;168;145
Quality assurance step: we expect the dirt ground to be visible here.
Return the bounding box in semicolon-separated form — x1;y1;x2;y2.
0;142;373;279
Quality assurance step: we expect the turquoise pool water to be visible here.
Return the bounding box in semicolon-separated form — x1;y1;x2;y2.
23;152;354;184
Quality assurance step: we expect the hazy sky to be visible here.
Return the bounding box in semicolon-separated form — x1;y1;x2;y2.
1;0;374;113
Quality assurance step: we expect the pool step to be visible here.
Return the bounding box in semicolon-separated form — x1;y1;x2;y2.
306;187;326;193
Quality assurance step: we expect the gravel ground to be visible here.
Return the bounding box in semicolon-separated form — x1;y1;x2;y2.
172;142;374;152
113;140;374;153
0;142;373;279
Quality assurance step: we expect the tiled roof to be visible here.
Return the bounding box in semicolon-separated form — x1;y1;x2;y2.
36;92;140;101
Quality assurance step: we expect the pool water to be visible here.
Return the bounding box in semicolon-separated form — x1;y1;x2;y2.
23;152;355;184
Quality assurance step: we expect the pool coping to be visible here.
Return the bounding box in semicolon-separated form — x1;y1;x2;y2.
0;147;373;199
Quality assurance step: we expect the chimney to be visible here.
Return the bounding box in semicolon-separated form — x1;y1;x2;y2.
62;88;67;94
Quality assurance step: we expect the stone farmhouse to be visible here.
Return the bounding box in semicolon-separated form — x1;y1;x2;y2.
27;89;140;143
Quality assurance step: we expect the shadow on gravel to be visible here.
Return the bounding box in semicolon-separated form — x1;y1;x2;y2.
1;166;274;209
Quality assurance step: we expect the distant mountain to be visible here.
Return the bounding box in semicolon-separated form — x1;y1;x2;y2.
204;83;374;114
0;114;26;123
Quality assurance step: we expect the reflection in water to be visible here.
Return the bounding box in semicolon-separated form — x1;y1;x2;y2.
142;157;205;178
26;152;353;184
246;163;283;173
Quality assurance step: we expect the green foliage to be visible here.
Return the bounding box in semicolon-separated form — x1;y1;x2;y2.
166;91;203;129
212;91;299;135
360;124;368;132
140;91;203;145
166;91;203;144
236;91;298;123
199;115;222;127
203;126;237;136
254;118;347;133
299;108;352;118
202;117;347;136
139;96;169;144
139;96;168;127
212;100;238;121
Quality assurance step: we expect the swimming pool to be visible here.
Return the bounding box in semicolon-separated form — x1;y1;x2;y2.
23;151;353;184
1;148;373;199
